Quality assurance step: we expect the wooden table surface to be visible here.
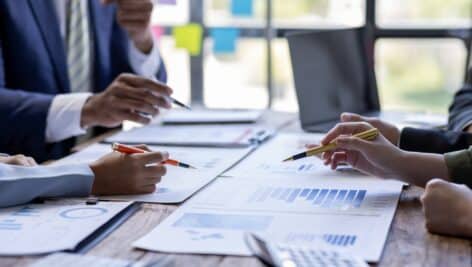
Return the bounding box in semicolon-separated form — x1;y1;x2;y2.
2;111;471;267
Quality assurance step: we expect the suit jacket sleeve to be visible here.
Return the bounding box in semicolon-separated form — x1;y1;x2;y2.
0;35;60;161
448;66;472;131
445;147;472;188
0;163;94;208
399;127;472;154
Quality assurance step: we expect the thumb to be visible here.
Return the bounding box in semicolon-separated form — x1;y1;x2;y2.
341;112;365;123
336;136;374;154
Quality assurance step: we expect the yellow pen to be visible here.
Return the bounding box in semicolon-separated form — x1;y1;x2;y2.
283;128;379;162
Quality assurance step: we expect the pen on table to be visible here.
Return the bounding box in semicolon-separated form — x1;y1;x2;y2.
283;128;379;162
0;153;10;157
111;143;197;169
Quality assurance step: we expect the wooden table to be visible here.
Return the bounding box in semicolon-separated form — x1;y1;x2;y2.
2;111;471;267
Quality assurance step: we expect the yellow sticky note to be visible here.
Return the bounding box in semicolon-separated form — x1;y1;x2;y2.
173;24;203;56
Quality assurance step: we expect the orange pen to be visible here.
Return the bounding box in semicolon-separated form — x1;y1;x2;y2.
111;143;197;169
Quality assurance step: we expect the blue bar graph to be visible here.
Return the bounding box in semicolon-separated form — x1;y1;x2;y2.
173;213;273;231
12;206;40;217
247;187;367;209
322;234;357;247
0;219;22;230
285;232;357;247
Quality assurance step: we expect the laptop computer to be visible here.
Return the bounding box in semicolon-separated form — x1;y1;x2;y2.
287;28;446;132
287;28;381;132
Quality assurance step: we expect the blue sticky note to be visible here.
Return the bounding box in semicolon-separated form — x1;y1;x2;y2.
211;28;239;54
231;0;253;16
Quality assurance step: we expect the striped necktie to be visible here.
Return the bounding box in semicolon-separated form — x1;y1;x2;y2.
66;0;91;93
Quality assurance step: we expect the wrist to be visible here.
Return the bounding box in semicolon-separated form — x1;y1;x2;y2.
89;161;105;195
80;95;98;128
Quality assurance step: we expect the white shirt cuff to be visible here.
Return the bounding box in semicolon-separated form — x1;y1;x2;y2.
128;34;161;79
46;93;92;143
462;120;472;131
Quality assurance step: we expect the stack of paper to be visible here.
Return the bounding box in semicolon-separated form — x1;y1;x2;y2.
54;144;254;203
133;176;403;262
0;200;132;255
161;109;262;125
225;132;348;178
106;125;273;148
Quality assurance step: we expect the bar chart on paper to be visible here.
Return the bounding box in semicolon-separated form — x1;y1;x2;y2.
284;232;358;247
134;177;404;262
0;200;132;256
248;187;367;209
225;133;343;177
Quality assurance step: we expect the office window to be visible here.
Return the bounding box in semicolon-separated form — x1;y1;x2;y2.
271;39;298;112
375;39;467;113
273;0;365;28
151;1;471;114
377;0;472;28
205;0;266;27
159;37;191;105
151;0;189;26
204;38;268;109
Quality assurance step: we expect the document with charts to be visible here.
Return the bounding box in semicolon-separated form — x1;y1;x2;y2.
0;200;131;256
105;125;273;147
134;176;403;262
54;144;253;203
225;132;346;178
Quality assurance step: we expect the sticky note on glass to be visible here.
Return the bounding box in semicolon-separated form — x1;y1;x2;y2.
231;0;253;16
152;25;165;40
211;28;239;54
172;24;203;56
156;0;176;4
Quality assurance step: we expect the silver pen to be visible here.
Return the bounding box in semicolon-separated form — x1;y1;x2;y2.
0;153;10;157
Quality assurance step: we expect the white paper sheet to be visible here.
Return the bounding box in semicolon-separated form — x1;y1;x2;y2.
225;132;352;178
161;109;263;124
30;253;144;267
105;125;273;147
54;144;253;203
134;176;403;262
0;200;132;256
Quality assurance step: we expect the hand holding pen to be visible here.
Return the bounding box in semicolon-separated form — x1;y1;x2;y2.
112;143;197;169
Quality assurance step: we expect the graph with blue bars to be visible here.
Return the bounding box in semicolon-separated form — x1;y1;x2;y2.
285;232;357;247
0;206;40;231
248;187;367;209
257;163;317;174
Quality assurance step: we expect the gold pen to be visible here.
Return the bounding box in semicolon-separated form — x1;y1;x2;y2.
283;128;379;162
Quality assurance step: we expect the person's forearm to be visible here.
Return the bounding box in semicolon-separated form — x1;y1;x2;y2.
396;152;450;187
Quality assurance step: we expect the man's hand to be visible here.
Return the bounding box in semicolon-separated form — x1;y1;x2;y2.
81;73;172;128
0;155;37;167
89;145;168;195
102;0;154;53
421;179;472;237
340;113;401;146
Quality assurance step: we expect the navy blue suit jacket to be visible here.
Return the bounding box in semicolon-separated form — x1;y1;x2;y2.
0;0;167;162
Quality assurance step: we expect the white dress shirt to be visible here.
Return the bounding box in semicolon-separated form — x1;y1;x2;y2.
46;0;161;143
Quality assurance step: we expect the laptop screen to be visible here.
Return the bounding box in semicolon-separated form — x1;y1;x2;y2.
287;28;378;129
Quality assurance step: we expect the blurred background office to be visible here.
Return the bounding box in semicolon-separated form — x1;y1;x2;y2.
154;0;471;114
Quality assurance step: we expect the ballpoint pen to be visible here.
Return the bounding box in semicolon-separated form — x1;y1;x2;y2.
283;128;379;162
112;143;197;169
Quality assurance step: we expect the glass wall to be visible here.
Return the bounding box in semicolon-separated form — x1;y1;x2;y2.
151;0;472;114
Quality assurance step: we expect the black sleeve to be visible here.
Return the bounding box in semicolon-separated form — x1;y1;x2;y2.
448;67;472;131
399;127;472;154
